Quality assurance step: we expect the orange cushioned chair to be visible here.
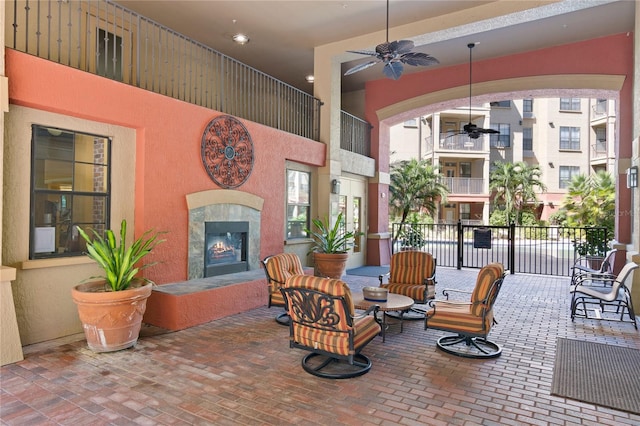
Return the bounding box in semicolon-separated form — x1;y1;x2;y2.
379;250;436;318
281;274;381;379
425;263;506;359
261;253;305;325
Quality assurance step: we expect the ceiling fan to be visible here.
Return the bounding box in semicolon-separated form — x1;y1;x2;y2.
451;43;500;139
343;0;439;80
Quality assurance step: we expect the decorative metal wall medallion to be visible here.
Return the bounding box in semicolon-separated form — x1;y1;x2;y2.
201;115;254;188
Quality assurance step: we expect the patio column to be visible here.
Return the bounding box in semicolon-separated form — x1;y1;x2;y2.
0;266;23;365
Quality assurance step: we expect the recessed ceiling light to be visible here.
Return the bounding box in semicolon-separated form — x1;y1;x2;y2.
305;75;315;83
232;33;249;45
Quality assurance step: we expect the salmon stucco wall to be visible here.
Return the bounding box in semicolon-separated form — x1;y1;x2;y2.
4;49;325;345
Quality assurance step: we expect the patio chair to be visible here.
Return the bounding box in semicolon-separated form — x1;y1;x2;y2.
570;248;617;286
261;253;305;326
424;263;506;359
281;274;381;379
379;250;436;319
570;261;638;329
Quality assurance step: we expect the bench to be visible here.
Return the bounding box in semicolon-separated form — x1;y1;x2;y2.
143;270;269;331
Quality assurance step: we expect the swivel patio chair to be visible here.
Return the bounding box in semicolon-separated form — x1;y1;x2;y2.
379;250;436;319
281;274;381;379
425;263;506;359
570;261;638;329
261;253;305;326
570;248;617;286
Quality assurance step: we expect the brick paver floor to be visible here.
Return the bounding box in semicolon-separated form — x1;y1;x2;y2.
1;267;639;425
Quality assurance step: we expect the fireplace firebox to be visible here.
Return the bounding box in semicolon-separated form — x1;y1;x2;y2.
204;221;248;277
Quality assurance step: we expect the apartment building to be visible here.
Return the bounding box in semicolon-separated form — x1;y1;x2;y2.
390;97;617;224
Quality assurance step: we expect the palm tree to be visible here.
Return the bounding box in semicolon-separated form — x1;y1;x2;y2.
389;159;449;240
563;170;615;230
489;161;547;225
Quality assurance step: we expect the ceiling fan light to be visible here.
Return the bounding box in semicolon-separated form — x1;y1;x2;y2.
232;33;250;45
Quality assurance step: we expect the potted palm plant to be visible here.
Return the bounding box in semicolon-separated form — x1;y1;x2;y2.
71;219;165;352
305;212;359;278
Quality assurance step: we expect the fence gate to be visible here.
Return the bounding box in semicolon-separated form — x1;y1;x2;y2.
391;222;609;276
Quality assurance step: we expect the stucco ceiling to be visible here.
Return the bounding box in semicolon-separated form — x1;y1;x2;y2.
114;1;635;94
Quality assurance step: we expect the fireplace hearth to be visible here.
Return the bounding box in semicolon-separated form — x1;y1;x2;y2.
204;221;248;277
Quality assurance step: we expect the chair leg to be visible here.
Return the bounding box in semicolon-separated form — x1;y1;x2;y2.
301;353;372;379
275;311;290;326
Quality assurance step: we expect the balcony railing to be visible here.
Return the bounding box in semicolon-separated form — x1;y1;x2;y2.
442;177;485;194
340;111;371;156
591;140;608;159
424;134;486;153
8;0;322;141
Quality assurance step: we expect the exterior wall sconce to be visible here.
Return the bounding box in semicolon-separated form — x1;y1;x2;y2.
331;179;341;194
627;166;638;188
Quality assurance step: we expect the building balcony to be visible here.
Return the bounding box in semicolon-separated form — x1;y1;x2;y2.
442;177;485;195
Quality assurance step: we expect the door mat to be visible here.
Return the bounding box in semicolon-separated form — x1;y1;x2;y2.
551;338;640;415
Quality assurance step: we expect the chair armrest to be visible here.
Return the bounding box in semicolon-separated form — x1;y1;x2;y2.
441;288;472;300
573;274;616;287
354;304;379;319
378;272;390;285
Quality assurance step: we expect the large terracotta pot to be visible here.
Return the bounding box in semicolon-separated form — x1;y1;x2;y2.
71;281;153;353
313;252;349;279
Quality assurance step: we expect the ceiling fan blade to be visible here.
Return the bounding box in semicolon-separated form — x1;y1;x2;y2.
346;49;379;57
383;61;404;80
389;39;415;54
400;52;440;67
344;60;382;76
478;128;500;134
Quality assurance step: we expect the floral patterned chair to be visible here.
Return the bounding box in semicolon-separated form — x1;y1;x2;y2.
261;253;305;325
281;274;381;379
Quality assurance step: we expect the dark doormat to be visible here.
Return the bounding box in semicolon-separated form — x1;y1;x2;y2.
551;338;640;415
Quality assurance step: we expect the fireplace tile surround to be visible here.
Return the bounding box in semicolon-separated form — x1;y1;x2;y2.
186;190;263;280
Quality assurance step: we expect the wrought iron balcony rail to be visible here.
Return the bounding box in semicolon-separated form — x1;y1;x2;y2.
8;0;322;141
340;111;371;157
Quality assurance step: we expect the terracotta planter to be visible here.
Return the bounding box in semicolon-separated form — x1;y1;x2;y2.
71;281;153;353
313;252;349;279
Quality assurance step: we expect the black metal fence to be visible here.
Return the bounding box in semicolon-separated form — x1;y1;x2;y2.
391;222;609;276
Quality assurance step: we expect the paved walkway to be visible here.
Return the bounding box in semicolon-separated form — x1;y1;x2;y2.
2;267;639;425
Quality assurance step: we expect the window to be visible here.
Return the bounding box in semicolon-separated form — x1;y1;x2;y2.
559;166;580;189
595;99;607;114
286;169;310;239
595;127;607;153
523;99;533;113
97;28;124;82
559;126;581;150
403;119;417;128
490;100;510;108
523;127;533;151
490;123;510;148
560;98;581;111
460;203;470;220
30;125;111;259
459;162;471;177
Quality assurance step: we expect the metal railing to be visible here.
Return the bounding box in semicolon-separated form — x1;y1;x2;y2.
391;222;609;276
442;177;485;194
424;134;487;154
591;140;608;159
340;111;371;156
8;0;322;141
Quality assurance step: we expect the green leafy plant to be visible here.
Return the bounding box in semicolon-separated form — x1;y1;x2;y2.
305;212;359;254
574;227;609;257
77;219;165;291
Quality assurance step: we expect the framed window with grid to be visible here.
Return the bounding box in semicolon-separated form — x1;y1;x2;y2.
559;126;581;150
30;125;111;259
